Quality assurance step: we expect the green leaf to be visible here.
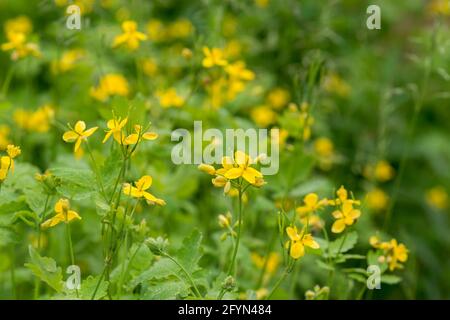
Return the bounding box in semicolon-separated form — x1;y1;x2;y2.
142;280;189;300
24;246;63;292
51;167;96;200
0;197;29;226
327;231;358;258
348;273;367;284
0;226;18;247
381;274;402;285
316;259;335;271
80;275;109;300
176;229;203;273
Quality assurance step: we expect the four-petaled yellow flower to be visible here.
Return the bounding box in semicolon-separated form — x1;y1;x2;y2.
113;20;147;51
328;185;360;206
41;199;81;229
296;193;328;215
62;121;98;152
202;47;227;68
123;175;166;206
102;117;128;144
123;125;158;145
331;201;361;233
222;151;264;185
286;226;320;259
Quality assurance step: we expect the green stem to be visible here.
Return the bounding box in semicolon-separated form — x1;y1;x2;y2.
165;253;202;298
66;223;78;298
1;65;15;97
227;185;243;276
85;141;107;200
266;265;291;300
10;246;17;299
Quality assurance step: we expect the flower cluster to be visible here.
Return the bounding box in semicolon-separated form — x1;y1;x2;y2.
370;236;408;271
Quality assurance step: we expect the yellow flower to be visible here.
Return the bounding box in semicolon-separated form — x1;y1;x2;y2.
331;201;361;233
314;137;334;158
90;73;129;101
62;121;98;152
123;125;158;145
146;19;165;42
222;151;263;185
113;20;147;51
286;226;320;259
102;117;128;144
1;31;40;60
428;0;450;15
0;144;21;181
14;105;54;133
123;175;165;206
41;199;81;229
198;163;216;175
425;186;448;210
296;193;328;215
157;88;185;108
202;47;228;68
0;125;11;150
225;61;255;81
4;16;32;35
254;0;269;8
224;39;242;58
374;160;395;182
370;236;408;271
142;58;158;77
51;49;84;74
328;185;361;206
251;105;277;127
167;19;194;39
267;88;290;110
323;73;351;97
251;252;280;276
366;188;389;211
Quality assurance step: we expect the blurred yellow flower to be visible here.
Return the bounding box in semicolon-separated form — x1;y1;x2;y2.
255;0;269;8
51;49;84;74
141;58;158;77
251;252;280;276
62;121;98;152
323;73;351;98
0;144;21;181
157;88;185;108
1;31;40;60
0;125;11;150
41;199;81;229
314;137;334;158
113;20;147;51
4;16;32;35
267;88;290;110
167;19;194;39
146;19;165;42
123;175;166;206
202;47;228;68
90;73;129;101
374;160;395;182
251;105;277;127
428;0;450;15
425;186;448;210
14;105;54;133
366;188;389;211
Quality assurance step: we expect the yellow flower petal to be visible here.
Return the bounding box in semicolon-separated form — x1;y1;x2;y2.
74;121;86;133
62;130;78;142
331;219;346;233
